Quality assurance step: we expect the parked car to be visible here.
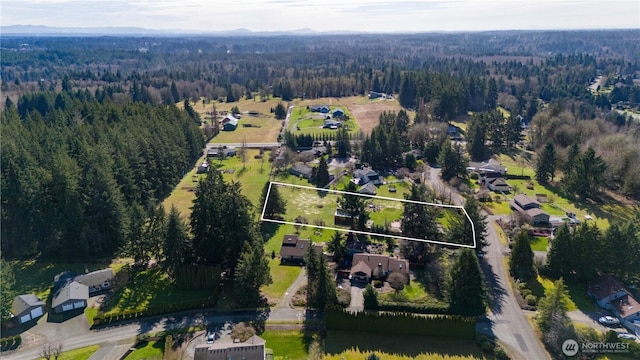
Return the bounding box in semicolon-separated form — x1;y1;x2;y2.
617;333;637;340
207;333;215;344
598;316;620;326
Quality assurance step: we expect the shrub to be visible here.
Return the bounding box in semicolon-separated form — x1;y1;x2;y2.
336;288;351;308
525;294;537;306
363;284;378;310
521;288;532;298
373;280;383;288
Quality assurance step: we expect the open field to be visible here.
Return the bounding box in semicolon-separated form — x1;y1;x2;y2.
325;331;490;359
163;149;272;217
197;98;285;143
344;96;411;135
529;236;548;251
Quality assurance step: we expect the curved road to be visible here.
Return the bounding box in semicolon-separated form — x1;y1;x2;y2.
425;167;549;360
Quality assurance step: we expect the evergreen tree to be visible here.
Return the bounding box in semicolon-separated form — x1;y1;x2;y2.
363;284;378;309
327;231;347;267
338;181;368;229
447;196;488;251
234;237;272;307
545;225;573;279
0;259;16;321
260;182;287;220
226;87;236;102
274;102;287;119
163;205;191;277
485;78;498;110
190;168;257;272
535;141;557;184
466;114;486;161
448;249;486;316
315;157;331;188
401;183;440;241
571;222;602;281
335;127;351;158
537;277;571;332
509;231;535;282
170;81;180;103
565;147;606;199
438;139;467;181
603;220;640;280
305;244;337;310
504;114;522;147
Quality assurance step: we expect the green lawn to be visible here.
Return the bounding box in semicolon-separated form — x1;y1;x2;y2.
163;149;272;217
37;345;100;360
124;341;163;360
324;331;489;359
379;281;431;302
529;236;548;251
260;330;310;360
527;275;578;311
287;106;360;136
9;260;127;302
210;116;283;143
102;268;215;316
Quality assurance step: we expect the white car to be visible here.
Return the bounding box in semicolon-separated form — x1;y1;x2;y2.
598;316;620;326
618;333;637;341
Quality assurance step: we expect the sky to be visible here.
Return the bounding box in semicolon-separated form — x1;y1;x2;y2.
2;0;639;33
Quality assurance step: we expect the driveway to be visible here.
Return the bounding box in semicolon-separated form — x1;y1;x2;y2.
347;283;365;312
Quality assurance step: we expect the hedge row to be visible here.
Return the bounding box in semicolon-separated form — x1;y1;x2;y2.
377;300;449;314
326;308;476;339
0;335;21;352
92;298;216;326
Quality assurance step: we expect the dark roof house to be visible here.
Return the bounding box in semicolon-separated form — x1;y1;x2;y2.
353;168;382;185
279;234;323;263
75;268;114;294
12;294;45;324
359;182;377;195
310;105;330;113
289;164;314;180
510;194;549;225
194;334;266;360
332;108;345;118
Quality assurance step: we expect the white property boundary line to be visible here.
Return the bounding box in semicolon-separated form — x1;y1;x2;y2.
260;181;476;249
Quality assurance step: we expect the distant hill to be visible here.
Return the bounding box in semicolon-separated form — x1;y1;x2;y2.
0;24;350;37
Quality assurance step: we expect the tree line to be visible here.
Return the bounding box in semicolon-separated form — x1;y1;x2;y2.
1;90;205;258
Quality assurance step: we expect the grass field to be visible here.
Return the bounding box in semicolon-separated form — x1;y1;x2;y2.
486;152;635;229
124;341;163;360
9;259;128;301
260;330;311;360
102;268;214;316
529;236;548;251
525;275;593;312
37;345;100;360
163;149;271;217
287;105;360;136
324;331;490;359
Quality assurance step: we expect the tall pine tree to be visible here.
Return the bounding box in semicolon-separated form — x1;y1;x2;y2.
448;249;486;316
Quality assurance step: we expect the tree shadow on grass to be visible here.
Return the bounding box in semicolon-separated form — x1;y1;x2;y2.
260;222;281;241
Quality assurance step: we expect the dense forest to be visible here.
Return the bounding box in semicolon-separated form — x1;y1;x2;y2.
2;30;640;260
1;90;204;258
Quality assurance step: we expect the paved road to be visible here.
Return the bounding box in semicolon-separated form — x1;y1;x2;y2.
3;309;293;360
423;166;548;359
481;215;549;360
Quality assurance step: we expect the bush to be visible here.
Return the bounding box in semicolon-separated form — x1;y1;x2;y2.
373;280;383;288
363;284;378;310
525;294;537;306
336;288;351;308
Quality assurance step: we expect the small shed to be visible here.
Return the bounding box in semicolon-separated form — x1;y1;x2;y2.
222;115;239;131
12;294;45;324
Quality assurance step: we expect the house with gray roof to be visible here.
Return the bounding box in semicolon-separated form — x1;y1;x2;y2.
12;294;45;324
52;281;89;313
75;268;114;294
359;182;377;195
353;168;382;185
